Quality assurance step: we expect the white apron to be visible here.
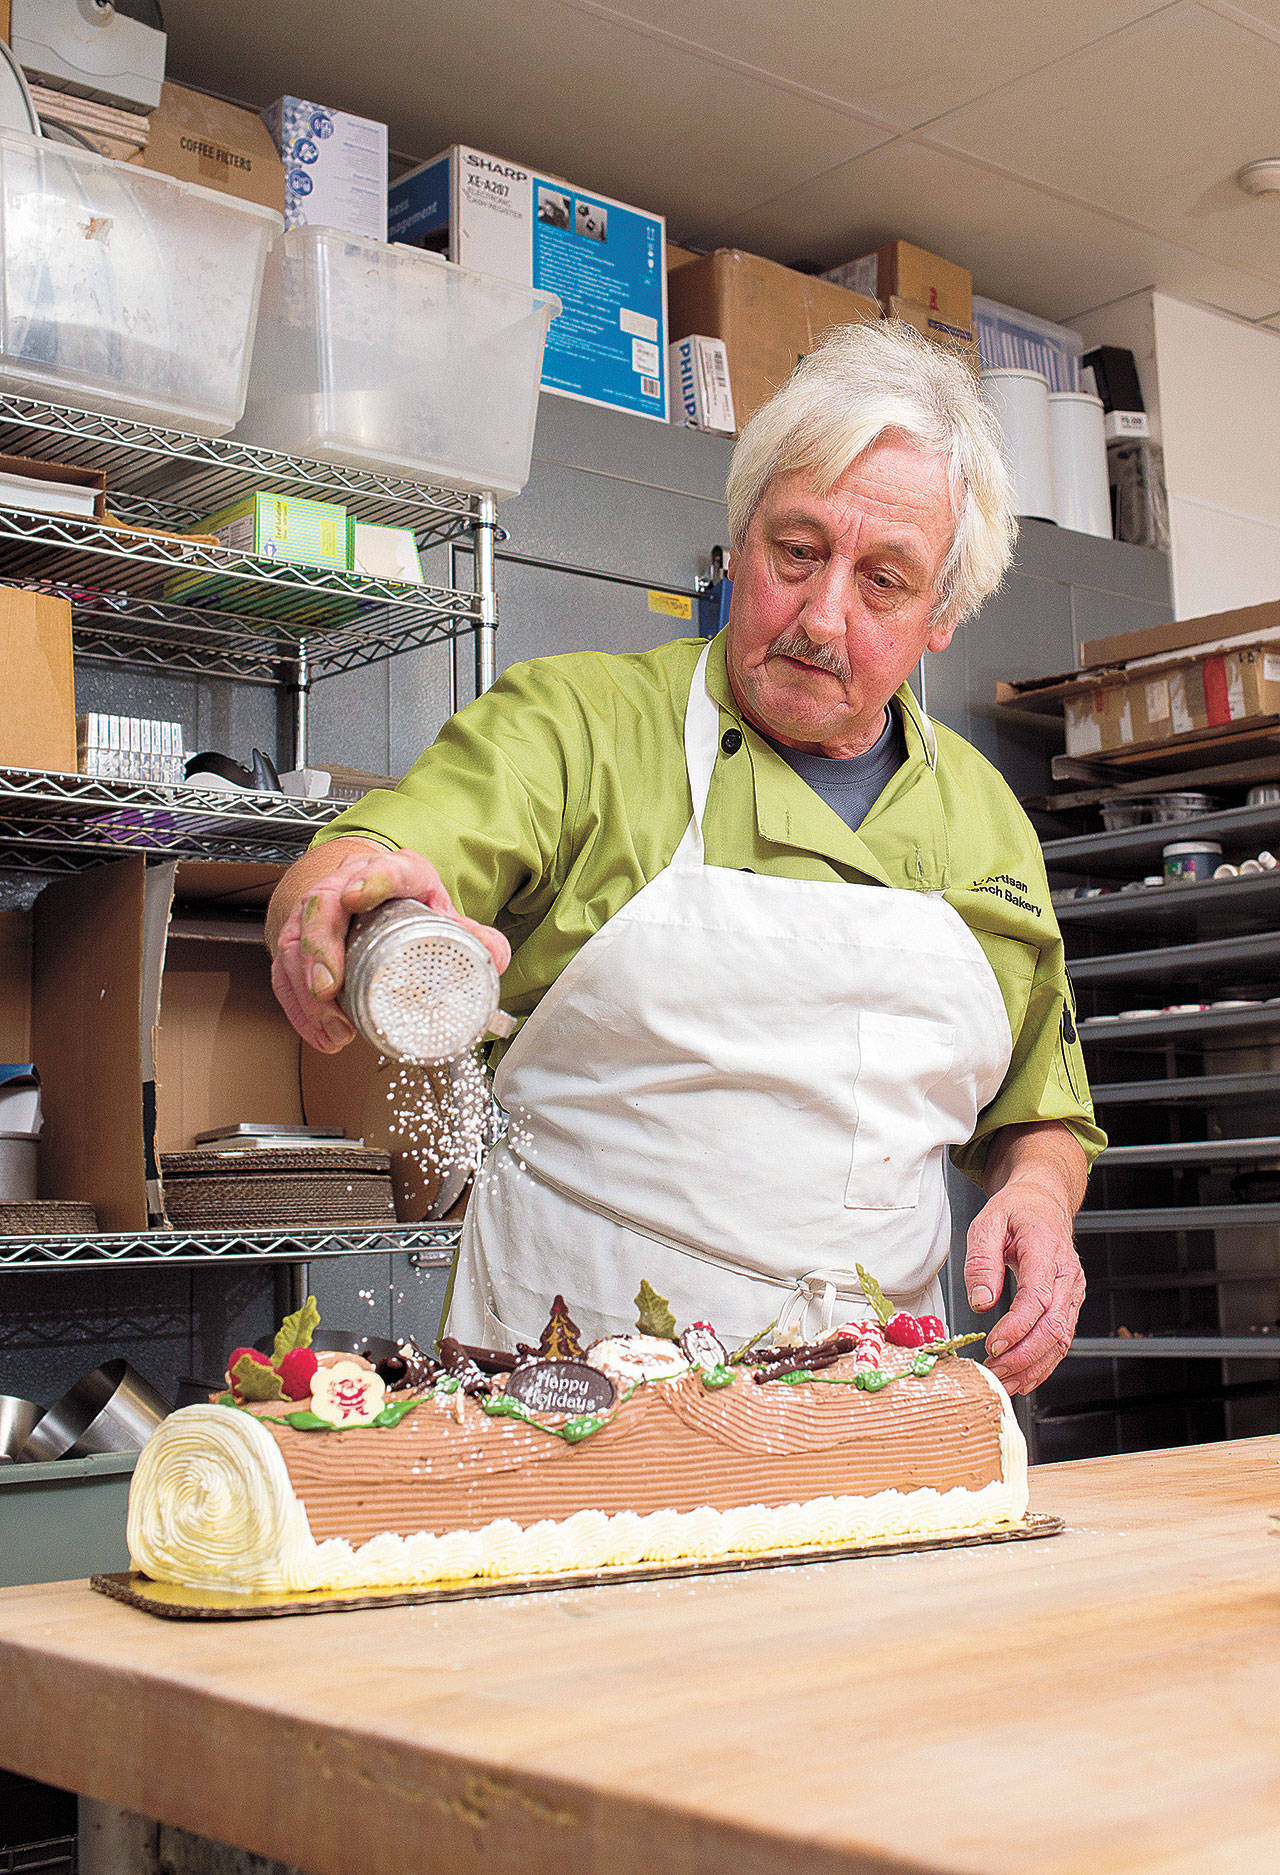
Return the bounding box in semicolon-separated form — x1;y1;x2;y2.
448;646;1013;1351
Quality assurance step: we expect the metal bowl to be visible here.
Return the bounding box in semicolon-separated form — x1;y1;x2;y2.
19;1361;171;1462
253;1328;399;1365
0;1393;41;1461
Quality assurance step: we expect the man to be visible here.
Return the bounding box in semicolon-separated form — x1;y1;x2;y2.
268;320;1104;1393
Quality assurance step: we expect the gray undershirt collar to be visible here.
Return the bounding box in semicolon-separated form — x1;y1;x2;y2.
764;705;907;834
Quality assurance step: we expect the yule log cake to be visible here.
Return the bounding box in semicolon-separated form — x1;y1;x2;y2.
127;1278;1028;1595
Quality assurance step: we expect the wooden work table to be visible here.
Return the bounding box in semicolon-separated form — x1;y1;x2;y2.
1;1436;1278;1875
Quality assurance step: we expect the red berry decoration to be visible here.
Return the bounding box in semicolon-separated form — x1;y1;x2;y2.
277;1348;319;1400
917;1315;947;1344
884;1312;927;1348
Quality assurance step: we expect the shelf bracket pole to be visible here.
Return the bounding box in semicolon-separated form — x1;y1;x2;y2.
472;494;498;698
292;633;312;770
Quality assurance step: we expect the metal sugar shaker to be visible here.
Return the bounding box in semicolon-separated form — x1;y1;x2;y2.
339;898;516;1064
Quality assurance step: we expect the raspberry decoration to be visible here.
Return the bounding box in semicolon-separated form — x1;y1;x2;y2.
917;1315;947;1344
224;1298;322;1404
277;1347;319;1400
884;1312;927;1348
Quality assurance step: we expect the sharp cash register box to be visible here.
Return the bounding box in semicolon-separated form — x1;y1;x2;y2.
390;146;667;421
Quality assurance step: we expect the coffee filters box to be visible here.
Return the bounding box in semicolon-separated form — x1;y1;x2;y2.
390;147;667;421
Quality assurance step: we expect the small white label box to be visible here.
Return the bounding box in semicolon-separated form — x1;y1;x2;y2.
668;336;735;436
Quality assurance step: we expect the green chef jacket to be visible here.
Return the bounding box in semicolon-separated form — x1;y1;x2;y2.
314;631;1105;1183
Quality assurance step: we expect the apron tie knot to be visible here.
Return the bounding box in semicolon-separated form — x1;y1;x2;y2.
776;1269;879;1342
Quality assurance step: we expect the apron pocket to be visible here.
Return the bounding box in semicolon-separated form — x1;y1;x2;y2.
845;1012;956;1211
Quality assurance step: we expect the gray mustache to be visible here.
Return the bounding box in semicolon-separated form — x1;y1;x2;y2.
766;633;850;681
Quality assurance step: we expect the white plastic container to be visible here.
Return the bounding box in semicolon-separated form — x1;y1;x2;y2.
979;368;1056;523
0;1132;36;1202
1048;391;1111;538
0;129;281;434
235;228;561;496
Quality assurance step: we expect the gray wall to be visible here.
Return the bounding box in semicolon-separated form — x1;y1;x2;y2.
0;394;1170;1413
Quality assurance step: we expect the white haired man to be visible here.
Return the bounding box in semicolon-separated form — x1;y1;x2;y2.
267;320;1104;1392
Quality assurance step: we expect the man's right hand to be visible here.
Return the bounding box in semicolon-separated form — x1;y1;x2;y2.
268;837;512;1055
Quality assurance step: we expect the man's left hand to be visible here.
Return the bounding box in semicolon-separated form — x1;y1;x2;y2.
964;1122;1089;1396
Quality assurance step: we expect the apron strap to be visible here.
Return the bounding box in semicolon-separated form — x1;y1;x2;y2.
671;643;718;867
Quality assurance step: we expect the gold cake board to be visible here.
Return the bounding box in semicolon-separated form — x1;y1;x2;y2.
91;1515;1064;1620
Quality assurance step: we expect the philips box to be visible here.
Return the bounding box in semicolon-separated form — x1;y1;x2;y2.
389;146;667;422
263;97;387;240
669;336;735;435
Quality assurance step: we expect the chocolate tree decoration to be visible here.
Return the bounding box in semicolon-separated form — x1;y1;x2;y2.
538;1295;585;1360
438;1336;492;1396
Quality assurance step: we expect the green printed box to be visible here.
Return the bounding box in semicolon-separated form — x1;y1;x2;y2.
165;491;353;618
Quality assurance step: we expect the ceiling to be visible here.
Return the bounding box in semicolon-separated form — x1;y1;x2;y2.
166;0;1280;331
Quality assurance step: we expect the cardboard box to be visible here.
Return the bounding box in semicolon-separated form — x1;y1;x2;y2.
0;587;76;773
666;243;699;271
390;146;667;421
668;335;735;435
350;522;423;584
1080;599;1280;672
166;492;352;617
884;297;981;375
264;96;387;241
826;240;972;328
1059;646;1280;759
666;249;880;431
130;82;285;215
1002;627;1280;760
0;453;105;518
0;859;404;1230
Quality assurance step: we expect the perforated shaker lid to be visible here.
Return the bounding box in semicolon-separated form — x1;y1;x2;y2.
363;918;502;1063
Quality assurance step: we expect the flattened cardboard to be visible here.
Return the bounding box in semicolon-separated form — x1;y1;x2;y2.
31;860;147;1231
131;82;285;215
0;911;30;1060
0;587;76;773
1080;599;1280;672
666;249;879;430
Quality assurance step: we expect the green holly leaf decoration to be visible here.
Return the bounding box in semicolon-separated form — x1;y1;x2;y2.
271;1294;321;1366
279;1410;332;1431
728;1316;780;1364
230;1353;285;1402
855;1263;893;1327
370;1397;419;1429
634;1279;677;1341
923;1332;986;1357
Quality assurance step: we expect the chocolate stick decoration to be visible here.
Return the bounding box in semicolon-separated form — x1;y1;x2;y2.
438;1337;493;1396
751;1333;857;1372
754;1346;848;1384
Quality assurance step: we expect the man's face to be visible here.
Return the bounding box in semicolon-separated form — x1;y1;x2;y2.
725;436;959;757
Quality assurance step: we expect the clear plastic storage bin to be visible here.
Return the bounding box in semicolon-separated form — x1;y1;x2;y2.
0;129;281;434
235;228;561;496
973;294;1083;394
